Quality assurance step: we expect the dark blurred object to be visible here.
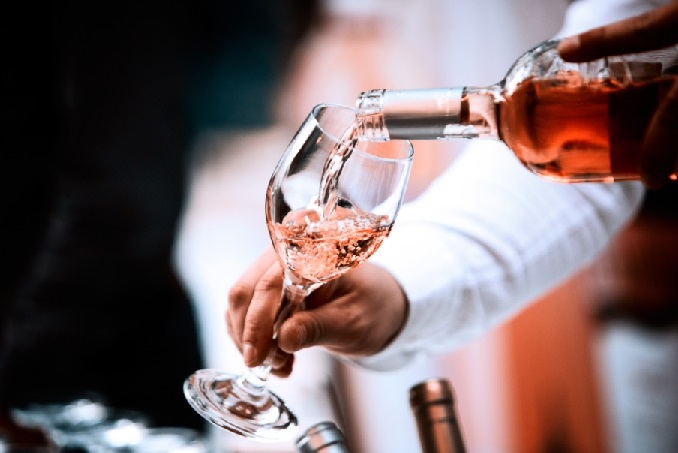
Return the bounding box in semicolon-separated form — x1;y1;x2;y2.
594;183;678;330
187;0;321;132
10;399;207;452
11;398;145;451
0;0;207;431
640;182;678;221
0;0;320;434
0;410;56;452
409;378;467;453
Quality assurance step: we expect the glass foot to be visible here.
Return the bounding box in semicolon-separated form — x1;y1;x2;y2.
183;369;298;442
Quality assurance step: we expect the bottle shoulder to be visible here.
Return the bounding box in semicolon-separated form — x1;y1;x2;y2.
503;39;563;93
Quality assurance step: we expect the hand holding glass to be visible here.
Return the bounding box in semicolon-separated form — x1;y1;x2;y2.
183;104;413;442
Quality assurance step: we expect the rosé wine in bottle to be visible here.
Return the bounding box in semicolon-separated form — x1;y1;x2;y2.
499;74;677;181
356;39;678;183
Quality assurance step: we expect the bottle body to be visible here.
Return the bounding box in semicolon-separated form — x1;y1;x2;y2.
356;40;678;183
409;378;466;453
499;70;675;182
296;421;350;453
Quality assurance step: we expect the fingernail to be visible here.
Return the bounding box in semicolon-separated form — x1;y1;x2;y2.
243;342;256;366
558;35;580;55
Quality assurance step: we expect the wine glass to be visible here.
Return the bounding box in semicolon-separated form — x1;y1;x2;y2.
183;104;413;442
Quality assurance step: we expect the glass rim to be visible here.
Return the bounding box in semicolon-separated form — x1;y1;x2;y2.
310;103;414;163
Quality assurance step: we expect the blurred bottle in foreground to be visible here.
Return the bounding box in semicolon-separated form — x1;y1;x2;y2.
296;421;350;453
356;39;678;183
409;378;466;453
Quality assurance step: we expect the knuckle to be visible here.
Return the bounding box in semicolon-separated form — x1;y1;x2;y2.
228;282;250;309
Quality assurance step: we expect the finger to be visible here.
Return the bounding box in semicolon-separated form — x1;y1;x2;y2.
640;81;678;188
240;260;285;367
278;263;409;357
271;348;292;369
276;311;317;354
275;283;339;354
270;354;295;379
226;314;236;349
227;249;278;352
278;302;372;356
558;2;678;62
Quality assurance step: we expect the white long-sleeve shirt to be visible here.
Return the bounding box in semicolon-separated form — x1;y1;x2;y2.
356;0;673;371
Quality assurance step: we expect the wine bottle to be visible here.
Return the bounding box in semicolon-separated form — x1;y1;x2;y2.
296;421;351;453
356;39;678;183
409;378;466;453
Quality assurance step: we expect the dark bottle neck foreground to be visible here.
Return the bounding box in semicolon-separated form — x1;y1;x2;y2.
296;421;350;453
409;378;466;453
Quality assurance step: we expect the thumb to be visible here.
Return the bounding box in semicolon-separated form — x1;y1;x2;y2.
277;311;327;354
558;2;678;62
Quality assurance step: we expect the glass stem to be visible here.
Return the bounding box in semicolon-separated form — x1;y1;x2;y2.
236;281;308;396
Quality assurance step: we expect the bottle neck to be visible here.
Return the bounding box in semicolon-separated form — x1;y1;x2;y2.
410;379;467;453
356;86;501;141
296;421;350;453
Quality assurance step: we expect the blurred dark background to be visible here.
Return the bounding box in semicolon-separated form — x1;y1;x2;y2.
0;0;318;433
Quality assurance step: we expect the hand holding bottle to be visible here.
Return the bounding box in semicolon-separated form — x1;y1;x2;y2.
558;1;678;188
226;248;408;377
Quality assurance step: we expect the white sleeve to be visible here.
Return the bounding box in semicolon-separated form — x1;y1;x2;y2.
355;140;644;371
